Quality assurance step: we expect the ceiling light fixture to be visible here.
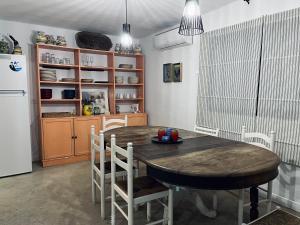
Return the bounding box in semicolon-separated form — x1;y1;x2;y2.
120;0;133;49
179;0;204;36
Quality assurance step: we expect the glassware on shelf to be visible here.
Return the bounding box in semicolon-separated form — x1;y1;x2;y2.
89;56;94;66
64;57;71;65
81;55;85;66
131;93;137;99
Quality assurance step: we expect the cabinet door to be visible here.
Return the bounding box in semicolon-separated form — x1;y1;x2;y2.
42;118;74;160
127;113;148;126
74;117;101;156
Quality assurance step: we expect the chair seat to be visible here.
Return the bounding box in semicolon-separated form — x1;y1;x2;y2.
116;176;168;198
95;160;136;174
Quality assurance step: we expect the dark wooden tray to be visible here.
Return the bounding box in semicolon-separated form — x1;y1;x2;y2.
151;136;183;144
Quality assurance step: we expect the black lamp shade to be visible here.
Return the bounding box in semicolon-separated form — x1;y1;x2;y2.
179;0;204;36
123;23;131;34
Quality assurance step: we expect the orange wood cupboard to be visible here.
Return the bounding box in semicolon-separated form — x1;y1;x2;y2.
41;113;147;167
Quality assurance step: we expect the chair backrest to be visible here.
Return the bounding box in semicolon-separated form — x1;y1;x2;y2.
194;125;219;137
241;126;276;151
111;134;133;203
103;115;128;132
91;125;105;171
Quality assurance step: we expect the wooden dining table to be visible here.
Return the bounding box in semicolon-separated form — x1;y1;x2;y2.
104;126;281;222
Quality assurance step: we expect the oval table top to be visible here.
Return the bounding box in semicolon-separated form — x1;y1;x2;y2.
105;126;281;190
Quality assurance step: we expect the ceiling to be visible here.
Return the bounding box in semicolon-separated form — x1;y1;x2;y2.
0;0;237;38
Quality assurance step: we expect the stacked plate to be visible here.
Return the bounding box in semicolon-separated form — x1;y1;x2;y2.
40;69;57;82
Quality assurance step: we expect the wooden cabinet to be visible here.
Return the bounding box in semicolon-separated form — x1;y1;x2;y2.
41;113;147;167
128;113;147;126
74;117;101;156
42;118;74;160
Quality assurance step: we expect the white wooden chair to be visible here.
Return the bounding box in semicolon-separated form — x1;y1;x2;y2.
91;126;137;219
103;115;128;132
237;125;276;225
103;115;141;174
194;125;220;137
194;125;220;214
111;134;173;225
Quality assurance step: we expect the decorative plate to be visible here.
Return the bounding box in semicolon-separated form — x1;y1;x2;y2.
151;136;183;144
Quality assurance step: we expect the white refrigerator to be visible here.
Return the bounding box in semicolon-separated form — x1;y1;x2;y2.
0;54;32;177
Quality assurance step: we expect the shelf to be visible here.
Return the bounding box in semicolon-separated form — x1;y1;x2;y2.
40;81;79;86
116;98;144;102
115;68;143;72
81;82;114;87
36;44;77;52
41;99;81;104
115;84;144;87
80;66;113;71
40;63;79;70
80;48;114;55
114;53;143;58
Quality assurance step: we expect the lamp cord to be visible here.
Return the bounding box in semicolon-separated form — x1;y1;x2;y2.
125;0;128;24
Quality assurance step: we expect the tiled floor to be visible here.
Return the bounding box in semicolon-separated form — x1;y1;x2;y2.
0;162;299;225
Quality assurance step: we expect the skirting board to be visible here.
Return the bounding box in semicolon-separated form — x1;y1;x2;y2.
259;190;300;212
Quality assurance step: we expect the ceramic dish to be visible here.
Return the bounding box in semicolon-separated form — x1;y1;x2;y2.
115;76;124;84
128;76;139;84
119;64;133;69
61;78;76;82
81;79;94;83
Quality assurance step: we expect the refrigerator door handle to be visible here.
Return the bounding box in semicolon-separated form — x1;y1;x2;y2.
0;90;26;96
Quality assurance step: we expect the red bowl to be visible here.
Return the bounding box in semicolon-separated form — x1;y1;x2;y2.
41;89;52;99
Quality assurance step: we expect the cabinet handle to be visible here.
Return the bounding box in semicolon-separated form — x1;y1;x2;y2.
72;136;78;139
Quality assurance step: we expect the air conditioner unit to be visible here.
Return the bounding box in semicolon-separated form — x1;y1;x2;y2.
153;27;193;50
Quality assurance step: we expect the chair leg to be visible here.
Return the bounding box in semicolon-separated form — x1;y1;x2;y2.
147;202;151;222
111;189;116;225
91;170;96;203
238;189;244;225
267;181;273;213
163;205;168;225
100;175;105;219
213;192;218;211
136;160;140;177
168;189;173;225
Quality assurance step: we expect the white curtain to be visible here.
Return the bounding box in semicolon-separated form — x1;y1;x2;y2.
257;8;300;166
197;18;263;141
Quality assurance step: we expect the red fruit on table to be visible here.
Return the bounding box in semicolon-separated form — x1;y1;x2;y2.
171;129;179;142
158;128;166;141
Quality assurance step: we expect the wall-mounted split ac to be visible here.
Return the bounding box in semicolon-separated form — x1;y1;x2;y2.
153;27;193;50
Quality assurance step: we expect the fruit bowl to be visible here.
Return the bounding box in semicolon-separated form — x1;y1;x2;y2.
151;136;183;144
152;128;183;144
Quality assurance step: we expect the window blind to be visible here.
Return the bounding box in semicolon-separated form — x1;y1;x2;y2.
196;18;263;141
257;8;300;165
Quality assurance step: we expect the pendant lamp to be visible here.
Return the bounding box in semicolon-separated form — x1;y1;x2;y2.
179;0;204;36
121;0;133;49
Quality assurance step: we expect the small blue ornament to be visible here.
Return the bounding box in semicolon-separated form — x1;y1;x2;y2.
162;135;170;143
166;128;173;137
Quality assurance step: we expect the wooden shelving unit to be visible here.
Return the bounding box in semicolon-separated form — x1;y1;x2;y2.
36;44;146;167
36;43;145;118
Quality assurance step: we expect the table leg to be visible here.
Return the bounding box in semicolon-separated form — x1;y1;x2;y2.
250;186;259;221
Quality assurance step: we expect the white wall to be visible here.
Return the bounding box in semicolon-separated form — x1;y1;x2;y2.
141;0;300;212
0;19;124;161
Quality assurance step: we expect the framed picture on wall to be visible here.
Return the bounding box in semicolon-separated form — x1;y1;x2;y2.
163;63;173;82
172;63;182;82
